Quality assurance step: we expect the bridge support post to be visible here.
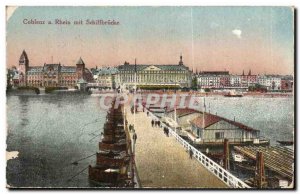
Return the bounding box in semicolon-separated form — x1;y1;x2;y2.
223;138;230;170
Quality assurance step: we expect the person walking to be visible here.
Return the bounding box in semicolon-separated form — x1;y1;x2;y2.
151;120;154;127
131;106;134;114
133;132;137;144
189;149;193;159
129;124;132;132
132;132;137;154
166;127;169;137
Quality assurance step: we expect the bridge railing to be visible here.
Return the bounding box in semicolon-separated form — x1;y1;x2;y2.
148;111;251;189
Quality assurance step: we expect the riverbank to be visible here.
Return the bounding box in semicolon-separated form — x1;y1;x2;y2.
139;90;293;98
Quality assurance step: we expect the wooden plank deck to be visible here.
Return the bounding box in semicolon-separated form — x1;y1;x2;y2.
125;104;227;188
234;146;294;181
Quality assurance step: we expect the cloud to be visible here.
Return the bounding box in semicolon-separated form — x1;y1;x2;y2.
232;29;242;39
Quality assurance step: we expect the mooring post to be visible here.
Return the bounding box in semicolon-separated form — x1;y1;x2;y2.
223;138;230;170
255;151;266;188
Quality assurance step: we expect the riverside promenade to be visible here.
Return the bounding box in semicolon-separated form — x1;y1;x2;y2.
125;105;227;188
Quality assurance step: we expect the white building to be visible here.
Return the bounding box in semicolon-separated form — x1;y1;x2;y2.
230;75;241;87
196;71;230;89
93;67;119;89
258;75;282;90
116;55;192;89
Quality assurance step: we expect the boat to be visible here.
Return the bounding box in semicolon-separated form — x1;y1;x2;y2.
88;165;128;186
88;97;132;187
96;152;130;166
224;91;243;97
99;141;127;152
277;140;294;146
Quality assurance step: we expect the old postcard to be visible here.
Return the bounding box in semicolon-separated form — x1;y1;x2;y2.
6;6;294;189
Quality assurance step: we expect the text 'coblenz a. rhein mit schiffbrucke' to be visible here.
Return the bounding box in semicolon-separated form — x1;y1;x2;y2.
23;18;120;25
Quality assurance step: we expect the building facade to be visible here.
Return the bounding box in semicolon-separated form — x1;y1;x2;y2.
230;75;242;87
240;70;257;87
18;50;93;87
190;113;260;143
281;75;294;91
257;75;282;90
92;67;119;89
196;71;230;89
116;55;192;89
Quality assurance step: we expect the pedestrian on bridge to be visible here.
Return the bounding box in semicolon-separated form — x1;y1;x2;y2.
133;132;137;144
131;106;134;114
165;127;169;137
158;120;161;127
189;149;193;159
129;124;132;132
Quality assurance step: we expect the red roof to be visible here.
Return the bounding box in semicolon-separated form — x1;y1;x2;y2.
167;108;198;117
191;114;221;128
221;117;258;132
191;113;258;132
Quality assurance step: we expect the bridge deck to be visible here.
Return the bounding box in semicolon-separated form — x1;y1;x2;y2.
125;105;227;188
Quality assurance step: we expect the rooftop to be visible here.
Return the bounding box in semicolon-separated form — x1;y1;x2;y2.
93;67;119;75
167;108;198;117
118;64;189;71
166;108;260;132
76;57;85;65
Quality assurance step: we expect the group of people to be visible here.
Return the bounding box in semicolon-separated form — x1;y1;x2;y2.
130;105;138;114
151;119;161;127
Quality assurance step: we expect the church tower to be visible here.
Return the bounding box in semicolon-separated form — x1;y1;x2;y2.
19;50;29;85
19;50;29;74
76;57;85;80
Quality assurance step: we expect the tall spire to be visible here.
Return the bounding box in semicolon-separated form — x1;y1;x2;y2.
242;70;245;76
248;69;251;76
179;53;183;65
134;58;137;73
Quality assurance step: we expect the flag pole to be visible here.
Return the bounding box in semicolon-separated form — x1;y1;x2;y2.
134;58;137;130
203;96;206;129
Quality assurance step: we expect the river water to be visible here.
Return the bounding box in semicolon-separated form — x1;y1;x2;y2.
6;93;106;187
203;96;294;144
6;93;294;187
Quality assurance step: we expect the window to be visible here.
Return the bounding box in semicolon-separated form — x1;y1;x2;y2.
215;132;224;139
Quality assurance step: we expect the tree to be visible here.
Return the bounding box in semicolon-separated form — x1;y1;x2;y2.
191;77;198;90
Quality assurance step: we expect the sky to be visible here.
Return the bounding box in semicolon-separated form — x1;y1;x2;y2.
6;6;294;75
